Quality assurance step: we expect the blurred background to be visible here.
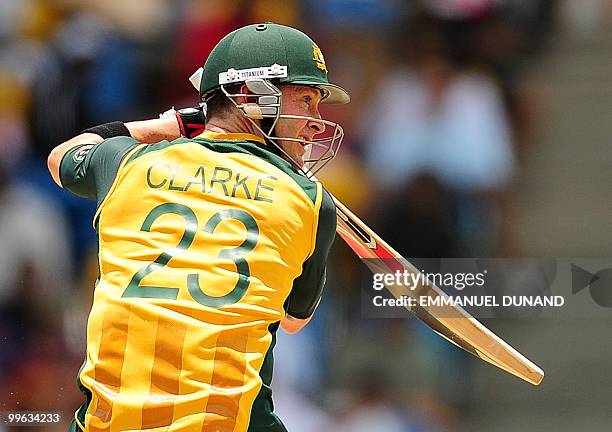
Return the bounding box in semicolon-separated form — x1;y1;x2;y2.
1;0;611;431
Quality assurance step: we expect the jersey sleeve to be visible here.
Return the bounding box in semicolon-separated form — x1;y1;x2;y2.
286;188;337;319
59;136;138;204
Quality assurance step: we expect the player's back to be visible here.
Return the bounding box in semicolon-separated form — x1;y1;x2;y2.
77;132;324;432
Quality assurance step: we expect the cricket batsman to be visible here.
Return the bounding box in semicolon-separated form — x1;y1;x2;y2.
47;23;349;431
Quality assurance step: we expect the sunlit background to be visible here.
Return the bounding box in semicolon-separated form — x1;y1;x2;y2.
1;0;611;431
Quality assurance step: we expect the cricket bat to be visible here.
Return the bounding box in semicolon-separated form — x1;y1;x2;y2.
332;194;545;386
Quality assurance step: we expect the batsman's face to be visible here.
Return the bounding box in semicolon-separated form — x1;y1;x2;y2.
274;85;325;166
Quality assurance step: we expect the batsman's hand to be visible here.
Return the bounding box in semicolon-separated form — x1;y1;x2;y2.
160;104;206;139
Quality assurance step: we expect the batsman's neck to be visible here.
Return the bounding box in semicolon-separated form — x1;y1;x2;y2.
205;113;263;140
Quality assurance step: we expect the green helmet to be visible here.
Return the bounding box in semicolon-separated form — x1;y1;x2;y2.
190;23;350;105
188;23;349;176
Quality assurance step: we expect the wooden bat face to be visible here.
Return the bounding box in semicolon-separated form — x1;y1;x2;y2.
332;194;544;386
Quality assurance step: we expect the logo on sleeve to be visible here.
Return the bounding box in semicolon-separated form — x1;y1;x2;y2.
73;144;94;162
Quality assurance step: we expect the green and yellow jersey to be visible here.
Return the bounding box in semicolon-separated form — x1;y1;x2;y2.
60;132;336;432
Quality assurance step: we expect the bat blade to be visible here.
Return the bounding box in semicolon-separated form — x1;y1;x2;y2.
332;195;544;386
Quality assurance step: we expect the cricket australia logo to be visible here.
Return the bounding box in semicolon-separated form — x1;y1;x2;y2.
73;144;94;162
312;43;328;74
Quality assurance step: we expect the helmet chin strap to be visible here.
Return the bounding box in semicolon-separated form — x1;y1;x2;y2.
246;82;283;155
260;118;281;151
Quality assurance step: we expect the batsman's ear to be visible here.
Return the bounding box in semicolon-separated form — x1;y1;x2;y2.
235;84;261;118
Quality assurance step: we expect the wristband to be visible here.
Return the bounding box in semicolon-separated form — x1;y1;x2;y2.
83;121;131;139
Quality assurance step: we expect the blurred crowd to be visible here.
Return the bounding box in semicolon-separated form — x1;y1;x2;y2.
0;0;560;430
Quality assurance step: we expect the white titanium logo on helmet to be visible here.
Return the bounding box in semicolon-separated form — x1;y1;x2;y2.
219;65;288;85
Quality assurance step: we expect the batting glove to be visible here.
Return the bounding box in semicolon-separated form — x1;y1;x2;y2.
160;104;206;139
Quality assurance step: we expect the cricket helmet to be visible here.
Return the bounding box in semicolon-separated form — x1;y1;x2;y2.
189;23;350;175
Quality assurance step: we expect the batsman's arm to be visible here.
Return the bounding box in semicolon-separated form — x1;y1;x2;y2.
281;188;336;334
48;132;104;187
48;107;206;187
48;117;181;187
281;298;320;334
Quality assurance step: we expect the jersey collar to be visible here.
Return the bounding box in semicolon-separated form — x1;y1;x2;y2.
196;131;266;145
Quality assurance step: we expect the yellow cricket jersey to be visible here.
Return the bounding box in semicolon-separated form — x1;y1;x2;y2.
59;132;336;432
